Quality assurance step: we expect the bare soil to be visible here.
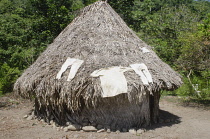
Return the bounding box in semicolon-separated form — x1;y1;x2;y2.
0;95;210;139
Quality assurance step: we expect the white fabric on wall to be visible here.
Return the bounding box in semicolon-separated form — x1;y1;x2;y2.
140;47;150;53
67;59;84;81
130;63;153;85
91;67;132;98
56;57;84;81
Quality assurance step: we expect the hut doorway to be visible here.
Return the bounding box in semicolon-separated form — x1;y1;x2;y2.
150;91;160;124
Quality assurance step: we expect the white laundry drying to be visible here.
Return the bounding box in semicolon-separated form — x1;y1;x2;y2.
140;47;150;53
91;67;132;98
56;57;84;81
130;63;153;85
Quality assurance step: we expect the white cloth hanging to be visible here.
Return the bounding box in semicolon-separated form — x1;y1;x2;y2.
91;67;132;98
56;57;84;81
140;47;150;53
130;63;153;85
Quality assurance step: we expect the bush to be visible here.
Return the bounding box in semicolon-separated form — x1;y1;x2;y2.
0;63;20;94
172;74;210;100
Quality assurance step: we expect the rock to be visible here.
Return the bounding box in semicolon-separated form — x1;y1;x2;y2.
116;130;120;134
97;125;103;129
55;123;59;127
129;129;136;135
122;128;127;132
159;119;164;124
97;129;105;133
82;126;97;132
41;119;45;122
23;115;28;119
68;124;81;131
66;122;71;126
105;126;111;133
165;119;171;123
50;120;54;125
64;127;69;132
26;115;33;120
137;129;145;135
106;129;111;133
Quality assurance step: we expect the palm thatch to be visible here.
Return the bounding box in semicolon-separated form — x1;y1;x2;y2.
14;1;182;129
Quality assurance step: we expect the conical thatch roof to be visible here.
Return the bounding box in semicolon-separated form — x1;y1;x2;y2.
14;1;182;128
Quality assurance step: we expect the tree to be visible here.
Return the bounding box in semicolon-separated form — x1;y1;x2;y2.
109;0;134;24
0;0;34;93
177;13;210;72
29;0;84;37
133;4;200;65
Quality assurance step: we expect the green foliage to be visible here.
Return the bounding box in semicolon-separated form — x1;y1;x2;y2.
109;0;134;24
0;63;20;94
133;4;199;65
83;0;98;6
190;0;210;19
175;75;210;99
175;77;194;97
166;14;210;100
177;13;210;70
29;0;84;37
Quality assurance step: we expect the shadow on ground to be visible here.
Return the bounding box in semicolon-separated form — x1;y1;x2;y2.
145;109;181;130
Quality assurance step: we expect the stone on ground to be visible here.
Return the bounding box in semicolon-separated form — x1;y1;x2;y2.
68;124;81;131
97;129;105;133
137;129;145;135
82;126;97;132
129;129;136;135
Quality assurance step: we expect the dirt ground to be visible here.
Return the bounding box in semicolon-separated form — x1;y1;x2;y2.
0;95;210;139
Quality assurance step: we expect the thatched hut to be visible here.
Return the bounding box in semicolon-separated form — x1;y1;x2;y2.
14;1;182;130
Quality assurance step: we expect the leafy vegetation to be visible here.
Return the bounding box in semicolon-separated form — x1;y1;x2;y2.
0;0;209;102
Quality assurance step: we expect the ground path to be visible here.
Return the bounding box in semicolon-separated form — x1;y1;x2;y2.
0;95;210;139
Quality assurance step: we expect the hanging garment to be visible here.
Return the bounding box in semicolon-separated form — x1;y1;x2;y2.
130;63;153;85
140;47;150;53
91;67;132;98
56;57;84;81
